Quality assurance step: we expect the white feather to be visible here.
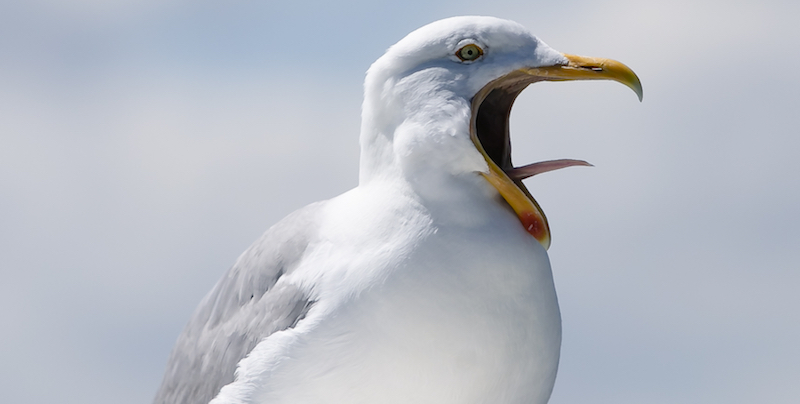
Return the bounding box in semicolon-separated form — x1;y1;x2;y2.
210;16;565;404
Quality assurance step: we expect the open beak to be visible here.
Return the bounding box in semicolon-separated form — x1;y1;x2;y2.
470;53;642;250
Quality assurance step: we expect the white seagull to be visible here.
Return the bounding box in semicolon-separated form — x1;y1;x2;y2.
154;16;641;404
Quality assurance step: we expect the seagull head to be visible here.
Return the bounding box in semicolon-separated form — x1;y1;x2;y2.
359;16;641;249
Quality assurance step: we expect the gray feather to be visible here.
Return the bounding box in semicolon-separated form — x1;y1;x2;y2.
153;202;324;404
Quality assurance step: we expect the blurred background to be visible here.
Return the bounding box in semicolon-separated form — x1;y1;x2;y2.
2;0;798;403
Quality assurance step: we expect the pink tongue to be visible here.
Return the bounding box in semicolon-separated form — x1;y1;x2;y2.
505;159;593;180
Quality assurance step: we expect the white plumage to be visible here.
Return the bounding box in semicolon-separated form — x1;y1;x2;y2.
154;16;641;404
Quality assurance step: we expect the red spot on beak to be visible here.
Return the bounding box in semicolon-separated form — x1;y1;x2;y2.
519;211;546;241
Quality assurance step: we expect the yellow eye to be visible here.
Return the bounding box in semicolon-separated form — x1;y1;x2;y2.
456;44;483;62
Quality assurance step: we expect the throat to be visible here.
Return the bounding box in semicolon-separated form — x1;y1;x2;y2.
474;83;529;171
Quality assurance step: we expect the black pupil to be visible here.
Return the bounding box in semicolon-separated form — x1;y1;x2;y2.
459;45;479;60
462;46;477;59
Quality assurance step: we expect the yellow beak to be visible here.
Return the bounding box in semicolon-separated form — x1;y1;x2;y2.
525;54;643;101
471;54;642;250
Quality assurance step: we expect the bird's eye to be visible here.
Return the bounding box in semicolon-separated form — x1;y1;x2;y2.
456;44;483;62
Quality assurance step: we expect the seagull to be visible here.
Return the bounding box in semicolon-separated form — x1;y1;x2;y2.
154;16;641;404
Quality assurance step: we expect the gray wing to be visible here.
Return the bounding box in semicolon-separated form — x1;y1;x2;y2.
153;202;324;404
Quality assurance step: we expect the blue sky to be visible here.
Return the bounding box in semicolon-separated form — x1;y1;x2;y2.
2;0;799;403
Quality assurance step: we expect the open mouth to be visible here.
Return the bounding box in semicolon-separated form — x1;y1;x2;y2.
469;54;643;250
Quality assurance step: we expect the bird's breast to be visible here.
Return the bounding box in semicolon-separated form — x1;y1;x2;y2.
259;215;561;404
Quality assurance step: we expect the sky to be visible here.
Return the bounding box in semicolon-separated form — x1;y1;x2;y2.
1;0;798;403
